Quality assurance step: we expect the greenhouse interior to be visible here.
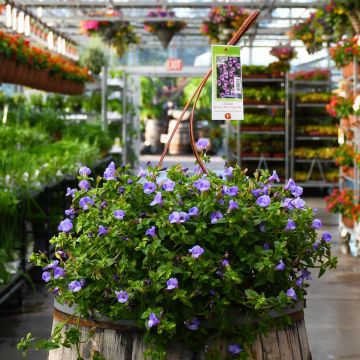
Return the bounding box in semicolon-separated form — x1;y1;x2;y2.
0;0;360;359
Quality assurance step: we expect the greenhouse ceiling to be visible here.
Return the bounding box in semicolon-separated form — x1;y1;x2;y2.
15;0;323;48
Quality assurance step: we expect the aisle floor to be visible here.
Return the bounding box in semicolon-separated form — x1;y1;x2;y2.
0;197;359;360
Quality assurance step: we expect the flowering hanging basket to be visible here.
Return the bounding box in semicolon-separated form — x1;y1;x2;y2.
18;10;336;360
154;28;177;49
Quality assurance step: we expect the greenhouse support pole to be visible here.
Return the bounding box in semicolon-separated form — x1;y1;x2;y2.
122;73;127;164
101;66;108;131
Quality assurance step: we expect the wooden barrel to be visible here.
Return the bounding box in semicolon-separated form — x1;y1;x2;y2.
144;119;163;154
168;119;191;155
49;301;311;360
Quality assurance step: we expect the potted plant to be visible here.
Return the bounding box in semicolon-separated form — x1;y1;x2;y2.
144;8;186;49
201;6;250;44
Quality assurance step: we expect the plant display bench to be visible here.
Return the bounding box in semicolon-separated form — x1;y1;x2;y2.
49;301;310;360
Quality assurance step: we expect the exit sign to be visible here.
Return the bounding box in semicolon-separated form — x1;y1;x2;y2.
166;58;183;71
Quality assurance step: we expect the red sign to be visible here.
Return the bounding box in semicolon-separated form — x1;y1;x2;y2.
166;58;183;71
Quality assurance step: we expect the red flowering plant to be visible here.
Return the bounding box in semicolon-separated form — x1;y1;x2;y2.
290;69;330;81
326;95;354;119
325;188;360;220
18;146;336;359
201;6;250;43
329;36;360;68
270;44;297;61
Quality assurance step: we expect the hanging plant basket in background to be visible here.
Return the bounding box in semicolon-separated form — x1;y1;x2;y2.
144;8;186;49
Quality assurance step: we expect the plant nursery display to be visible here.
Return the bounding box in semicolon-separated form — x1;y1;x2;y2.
0;31;90;94
201;5;250;43
144;8;186;49
329;36;360;68
19;149;336;358
289;69;331;81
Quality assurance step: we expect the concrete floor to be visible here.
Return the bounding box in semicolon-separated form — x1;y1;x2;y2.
0;197;359;360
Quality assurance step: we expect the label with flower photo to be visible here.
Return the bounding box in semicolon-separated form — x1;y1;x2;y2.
211;45;244;121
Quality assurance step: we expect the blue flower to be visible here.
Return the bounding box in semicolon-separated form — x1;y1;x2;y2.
189;245;204;259
54;267;66;279
79;180;90;191
282;198;294;210
148;313;160;328
79;166;91;176
143;182;156;194
285;178;296;191
224;166;233;177
166;278;179;290
150;192;163;206
184;317;200;331
146;226;156;238
313;241;320;250
137;167;147;177
221;259;230;266
229;200;238;210
251;189;262;197
42;271;51;283
286;287;297;300
196;138;209;150
210;211;223;224
285;219;296;231
98;225;108;236
275;260;285;271
256;195;271;208
79;196;94;210
114;210;125;220
162;179;176;192
226;186;238;197
66;187;77;197
58;219;73;233
268;170;280;183
116;290;129;303
43;260;59;270
193;179;210;192
263;242;270;250
68;280;85;292
296;278;303;287
179;212;190;223
322;232;332;242
188;207;199;216
311;219;322;229
65;207;76;218
228;344;242;355
103;162;116;180
292;198;305;209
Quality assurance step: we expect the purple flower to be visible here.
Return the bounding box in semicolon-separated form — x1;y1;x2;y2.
221;259;230;266
101;201;108;209
79;180;90;191
275;260;285;271
228;344;242;355
196;138;209;150
127;179;133;184
119;186;125;194
286;287;297;300
58;219;73;233
42;271;51;283
282;198;294;210
296;278;303;287
65;207;76;218
259;222;266;232
224;166;233;177
193;179;210;192
179;212;190;223
285;178;296;191
226;186;238;197
53;287;60;296
313;241;320;250
143;182;156;194
188;207;199;216
114;210;125;220
150;192;163;206
66;187;76;198
166;277;179;290
322;232;332;242
291;186;303;198
162;179;175;192
184;317;200;331
210;211;223;224
263;242;270;250
251;189;262;197
146;226;156;237
268;170;280;183
189;245;204;259
79;166;91;176
292;198;305;209
98;225;108;236
285;219;296;231
148;313;160;328
104;162;116;180
54;267;66;279
311;219;322;229
229;200;238;210
218;199;225;206
169;212;181;224
43;260;59;270
79;196;94;210
301;269;312;280
138;167;147;177
68;280;84;292
116;290;129;303
256;195;271;208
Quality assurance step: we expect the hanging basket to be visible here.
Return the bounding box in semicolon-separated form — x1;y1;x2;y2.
155;28;177;49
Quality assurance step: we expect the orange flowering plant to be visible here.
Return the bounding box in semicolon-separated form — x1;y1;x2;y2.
325;188;360;220
329;36;360;68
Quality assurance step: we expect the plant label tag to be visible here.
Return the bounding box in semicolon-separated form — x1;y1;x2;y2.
211;45;244;121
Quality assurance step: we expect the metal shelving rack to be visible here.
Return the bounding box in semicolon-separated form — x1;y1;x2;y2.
339;57;360;256
290;78;338;187
231;74;290;181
